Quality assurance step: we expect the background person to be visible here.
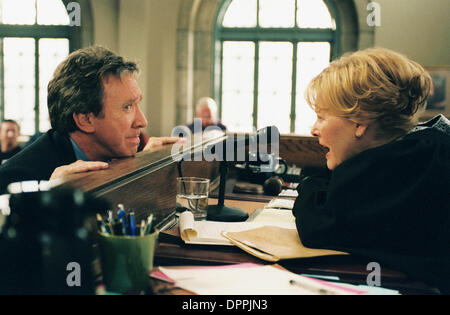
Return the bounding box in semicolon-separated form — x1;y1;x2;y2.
186;97;226;133
292;48;450;293
0;119;21;164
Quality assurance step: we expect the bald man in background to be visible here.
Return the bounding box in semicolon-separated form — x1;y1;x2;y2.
187;97;227;133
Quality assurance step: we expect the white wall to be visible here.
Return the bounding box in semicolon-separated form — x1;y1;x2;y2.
373;0;450;66
91;0;119;52
90;0;180;137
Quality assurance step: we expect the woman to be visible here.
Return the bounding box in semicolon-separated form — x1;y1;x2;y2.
292;48;449;293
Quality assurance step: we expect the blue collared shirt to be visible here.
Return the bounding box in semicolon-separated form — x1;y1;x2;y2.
69;138;90;161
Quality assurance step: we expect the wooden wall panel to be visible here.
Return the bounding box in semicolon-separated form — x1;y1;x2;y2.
94;163;178;224
279;135;327;168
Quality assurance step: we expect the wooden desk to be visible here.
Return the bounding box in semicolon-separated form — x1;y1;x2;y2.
152;199;439;295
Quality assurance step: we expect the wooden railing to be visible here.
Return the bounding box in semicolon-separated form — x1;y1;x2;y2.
58;133;325;227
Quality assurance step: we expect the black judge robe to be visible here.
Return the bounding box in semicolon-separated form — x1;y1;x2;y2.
292;115;450;293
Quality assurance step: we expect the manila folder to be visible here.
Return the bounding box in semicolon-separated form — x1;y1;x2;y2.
222;226;348;262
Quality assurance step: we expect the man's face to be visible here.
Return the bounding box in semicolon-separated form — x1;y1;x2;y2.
0;122;19;150
197;106;214;127
90;74;148;160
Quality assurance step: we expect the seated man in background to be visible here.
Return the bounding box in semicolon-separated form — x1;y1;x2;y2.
0;45;179;190
0;119;22;164
186;97;227;133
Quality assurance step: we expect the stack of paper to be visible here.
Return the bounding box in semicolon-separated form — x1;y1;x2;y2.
248;208;296;229
278;189;299;198
264;198;295;210
153;264;367;295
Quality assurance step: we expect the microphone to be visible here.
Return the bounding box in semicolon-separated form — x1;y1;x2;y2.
206;126;280;222
263;176;284;196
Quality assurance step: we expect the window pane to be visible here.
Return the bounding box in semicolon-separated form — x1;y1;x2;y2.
221;41;255;132
39;38;69;132
37;0;70;25
297;0;334;29
258;42;292;134
1;0;36;25
295;42;330;135
3;38;35;136
222;0;257;28
259;0;295;28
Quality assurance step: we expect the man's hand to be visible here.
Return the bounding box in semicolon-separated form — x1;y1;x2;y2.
49;160;109;181
143;136;185;151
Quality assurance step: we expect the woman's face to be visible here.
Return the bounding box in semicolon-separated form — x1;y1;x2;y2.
310;110;362;170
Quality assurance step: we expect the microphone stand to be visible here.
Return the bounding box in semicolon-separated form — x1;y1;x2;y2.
184;125;278;222
206;160;248;222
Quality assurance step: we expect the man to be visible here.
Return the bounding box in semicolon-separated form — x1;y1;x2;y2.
0;119;22;164
0;46;179;190
186;97;226;133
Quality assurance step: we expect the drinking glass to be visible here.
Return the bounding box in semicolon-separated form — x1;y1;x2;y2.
176;177;210;220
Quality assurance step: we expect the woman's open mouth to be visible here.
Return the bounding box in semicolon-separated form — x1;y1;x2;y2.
320;143;330;159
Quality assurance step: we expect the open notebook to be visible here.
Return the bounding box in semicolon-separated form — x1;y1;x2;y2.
179;211;261;245
179;210;347;261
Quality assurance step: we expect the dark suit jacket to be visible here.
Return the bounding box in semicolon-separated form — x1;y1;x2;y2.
0;129;76;192
186;118;227;133
0;146;22;164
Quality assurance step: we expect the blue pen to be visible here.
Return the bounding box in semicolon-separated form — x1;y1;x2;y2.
128;209;136;236
117;204;127;235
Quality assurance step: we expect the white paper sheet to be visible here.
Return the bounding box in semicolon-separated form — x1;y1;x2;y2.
159;265;366;295
179;211;263;245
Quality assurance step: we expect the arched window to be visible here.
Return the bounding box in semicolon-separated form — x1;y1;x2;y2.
214;0;339;134
0;0;75;136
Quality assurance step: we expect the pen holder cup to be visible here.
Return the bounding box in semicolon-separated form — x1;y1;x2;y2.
97;230;159;293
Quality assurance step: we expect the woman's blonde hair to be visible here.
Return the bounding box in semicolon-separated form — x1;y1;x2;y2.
305;48;432;139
